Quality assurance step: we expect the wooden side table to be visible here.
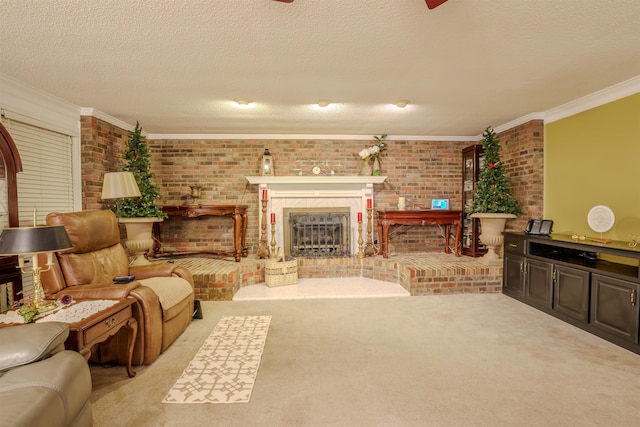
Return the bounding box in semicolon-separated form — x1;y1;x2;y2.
377;209;462;258
158;204;249;261
62;299;138;377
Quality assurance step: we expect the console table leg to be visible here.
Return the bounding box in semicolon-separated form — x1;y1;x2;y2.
241;213;248;257
444;224;452;254
233;213;242;262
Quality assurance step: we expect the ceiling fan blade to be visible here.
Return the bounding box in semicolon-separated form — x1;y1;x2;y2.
273;0;295;3
425;0;448;9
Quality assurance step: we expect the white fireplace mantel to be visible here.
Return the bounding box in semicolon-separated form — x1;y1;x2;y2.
246;176;387;255
246;176;387;186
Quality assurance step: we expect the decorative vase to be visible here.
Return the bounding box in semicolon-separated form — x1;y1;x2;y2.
470;213;516;265
119;217;164;265
372;157;381;176
360;160;372;176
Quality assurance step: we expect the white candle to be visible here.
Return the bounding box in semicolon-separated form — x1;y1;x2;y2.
398;196;406;210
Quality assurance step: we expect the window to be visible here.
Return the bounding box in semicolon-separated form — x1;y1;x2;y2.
0;117;76;294
0;118;74;225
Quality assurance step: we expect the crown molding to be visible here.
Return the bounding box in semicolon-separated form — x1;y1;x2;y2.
544;75;640;124
79;108;147;135
146;133;477;141
490;113;546;138
0;73;80;136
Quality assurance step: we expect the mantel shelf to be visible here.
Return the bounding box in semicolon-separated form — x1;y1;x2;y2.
246;176;387;185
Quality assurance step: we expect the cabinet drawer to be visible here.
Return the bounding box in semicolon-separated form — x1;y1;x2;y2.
84;305;132;344
504;235;525;254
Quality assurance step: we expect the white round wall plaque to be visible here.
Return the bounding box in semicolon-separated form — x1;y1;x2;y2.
587;205;615;233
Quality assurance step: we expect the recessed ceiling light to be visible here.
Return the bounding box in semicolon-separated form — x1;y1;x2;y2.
317;99;332;107
394;100;410;108
233;98;253;106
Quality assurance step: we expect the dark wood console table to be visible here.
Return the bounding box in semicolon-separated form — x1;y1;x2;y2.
377;210;462;258
156;204;248;262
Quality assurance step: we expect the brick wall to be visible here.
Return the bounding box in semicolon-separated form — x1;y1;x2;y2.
80;116;129;210
149;138;475;254
80;119;544;256
496;120;545;233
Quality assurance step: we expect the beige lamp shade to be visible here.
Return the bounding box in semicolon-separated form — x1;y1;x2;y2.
101;172;142;200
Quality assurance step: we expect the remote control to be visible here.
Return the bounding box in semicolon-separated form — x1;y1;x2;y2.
113;275;135;284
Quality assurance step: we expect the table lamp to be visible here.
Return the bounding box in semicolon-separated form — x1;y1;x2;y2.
0;225;73;312
101;171;142;201
101;171;153;264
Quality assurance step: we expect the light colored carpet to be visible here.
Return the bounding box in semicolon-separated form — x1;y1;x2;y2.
163;315;271;404
90;295;640;427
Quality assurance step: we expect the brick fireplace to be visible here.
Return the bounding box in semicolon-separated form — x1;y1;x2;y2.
246;176;386;257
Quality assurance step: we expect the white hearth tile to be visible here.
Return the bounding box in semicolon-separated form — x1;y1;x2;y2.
233;277;409;301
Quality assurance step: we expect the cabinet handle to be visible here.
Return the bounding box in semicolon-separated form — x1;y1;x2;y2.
508;243;518;248
631;290;637;306
553;268;557;283
105;317;116;327
520;260;524;273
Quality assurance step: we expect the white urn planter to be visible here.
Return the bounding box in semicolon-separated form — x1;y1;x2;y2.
470;213;516;265
119;217;163;265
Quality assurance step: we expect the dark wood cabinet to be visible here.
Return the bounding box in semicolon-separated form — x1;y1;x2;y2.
503;234;555;311
461;144;486;257
590;274;639;345
0;123;23;312
554;265;590;323
503;252;525;298
503;232;640;355
525;258;554;310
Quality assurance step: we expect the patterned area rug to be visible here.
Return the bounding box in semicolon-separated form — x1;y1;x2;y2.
163;315;271;404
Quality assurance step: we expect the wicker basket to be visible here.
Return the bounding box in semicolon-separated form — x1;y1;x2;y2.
265;249;298;287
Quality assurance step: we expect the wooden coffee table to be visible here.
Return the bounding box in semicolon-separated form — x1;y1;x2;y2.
62;298;137;377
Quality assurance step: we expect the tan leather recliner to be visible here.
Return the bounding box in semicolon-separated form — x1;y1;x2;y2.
40;210;195;366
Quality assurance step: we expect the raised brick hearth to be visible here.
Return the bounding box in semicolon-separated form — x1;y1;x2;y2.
161;254;503;301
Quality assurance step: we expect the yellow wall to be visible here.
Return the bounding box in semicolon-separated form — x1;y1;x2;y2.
545;93;640;243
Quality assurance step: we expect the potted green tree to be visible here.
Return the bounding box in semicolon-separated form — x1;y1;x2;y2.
115;121;166;264
468;126;520;264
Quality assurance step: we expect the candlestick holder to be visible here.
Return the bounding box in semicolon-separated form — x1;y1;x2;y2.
257;199;270;258
357;220;365;259
270;222;277;259
364;207;376;256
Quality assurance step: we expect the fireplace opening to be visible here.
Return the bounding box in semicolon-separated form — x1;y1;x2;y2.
284;208;350;258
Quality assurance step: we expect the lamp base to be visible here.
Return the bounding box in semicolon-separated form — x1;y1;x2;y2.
34;297;59;313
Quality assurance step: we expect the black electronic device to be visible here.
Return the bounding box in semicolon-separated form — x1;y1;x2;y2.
524;219;553;235
193;300;203;319
113;275;135;284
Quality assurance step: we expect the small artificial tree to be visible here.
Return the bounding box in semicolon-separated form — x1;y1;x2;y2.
115;121;166;219
468;127;520;215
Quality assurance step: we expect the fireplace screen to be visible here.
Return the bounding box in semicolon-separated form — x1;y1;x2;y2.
285;209;350;258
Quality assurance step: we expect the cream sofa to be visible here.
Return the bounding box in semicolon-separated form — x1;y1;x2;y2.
0;322;92;427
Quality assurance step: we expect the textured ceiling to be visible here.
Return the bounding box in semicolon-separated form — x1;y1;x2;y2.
1;0;639;136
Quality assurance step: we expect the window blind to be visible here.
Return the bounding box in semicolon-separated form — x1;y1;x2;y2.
0;117;75;295
0;117;74;226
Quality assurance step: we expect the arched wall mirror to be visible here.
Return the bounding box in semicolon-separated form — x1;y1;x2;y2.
0;121;24;309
